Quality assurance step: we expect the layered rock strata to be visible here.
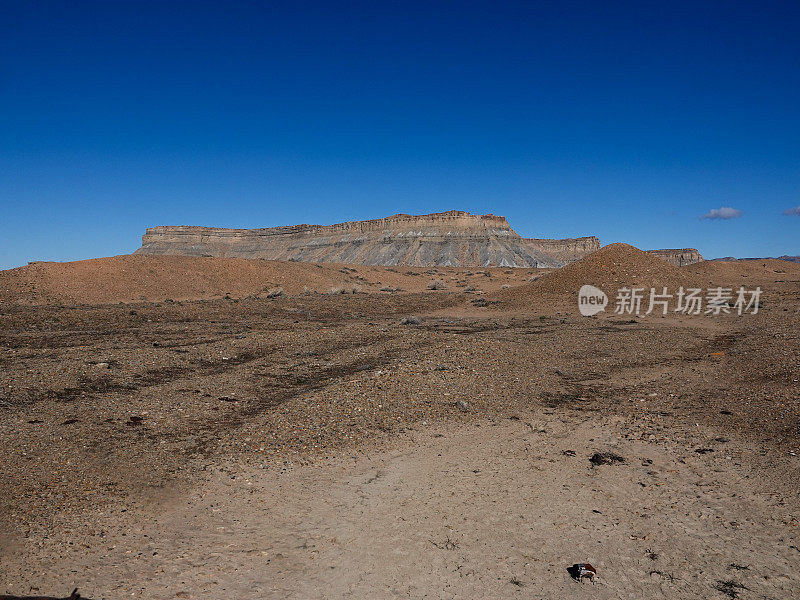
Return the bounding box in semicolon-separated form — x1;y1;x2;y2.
136;211;601;268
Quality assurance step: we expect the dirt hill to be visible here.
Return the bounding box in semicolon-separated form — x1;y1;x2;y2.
494;243;701;310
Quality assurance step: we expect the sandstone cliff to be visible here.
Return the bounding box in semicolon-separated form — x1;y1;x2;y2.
646;248;704;267
135;211;601;268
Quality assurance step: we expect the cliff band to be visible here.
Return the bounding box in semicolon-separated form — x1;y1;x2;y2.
135;211;601;268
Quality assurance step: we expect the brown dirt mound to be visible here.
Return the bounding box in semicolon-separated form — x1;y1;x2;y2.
0;255;540;306
494;243;701;309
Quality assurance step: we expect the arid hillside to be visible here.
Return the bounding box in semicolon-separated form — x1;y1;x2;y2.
0;254;541;306
686;257;800;286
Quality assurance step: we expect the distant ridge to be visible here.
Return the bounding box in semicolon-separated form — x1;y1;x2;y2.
711;255;800;264
135;211;600;268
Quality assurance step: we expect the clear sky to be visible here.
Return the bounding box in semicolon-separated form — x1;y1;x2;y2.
1;1;799;270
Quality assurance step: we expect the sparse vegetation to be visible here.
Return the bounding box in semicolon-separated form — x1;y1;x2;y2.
713;580;747;599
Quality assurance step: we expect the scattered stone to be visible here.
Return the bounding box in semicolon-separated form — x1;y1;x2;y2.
400;316;421;325
567;563;596;583
455;400;470;412
0;589;88;600
589;452;625;466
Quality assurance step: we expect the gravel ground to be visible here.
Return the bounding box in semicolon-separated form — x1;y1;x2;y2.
0;266;798;598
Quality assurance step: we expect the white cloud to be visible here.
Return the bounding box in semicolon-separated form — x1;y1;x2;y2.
783;205;800;216
700;206;743;220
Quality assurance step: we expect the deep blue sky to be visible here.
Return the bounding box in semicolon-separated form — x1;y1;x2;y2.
2;1;799;269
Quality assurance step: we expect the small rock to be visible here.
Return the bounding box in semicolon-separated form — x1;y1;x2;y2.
567;563;597;582
589;452;625;466
455;400;470;412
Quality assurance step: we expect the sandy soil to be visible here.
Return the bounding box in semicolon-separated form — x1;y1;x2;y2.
1;252;799;599
5;411;798;599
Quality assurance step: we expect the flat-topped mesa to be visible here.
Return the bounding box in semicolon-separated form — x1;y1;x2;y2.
144;211;516;239
135;211;600;268
524;237;603;265
646;248;704;267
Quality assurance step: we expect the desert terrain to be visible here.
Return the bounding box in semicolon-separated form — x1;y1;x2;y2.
1;245;799;599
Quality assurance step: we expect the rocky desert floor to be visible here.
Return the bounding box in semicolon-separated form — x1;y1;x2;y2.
1;259;799;599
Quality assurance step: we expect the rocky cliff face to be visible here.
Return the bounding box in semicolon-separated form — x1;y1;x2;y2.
135;211;600;268
646;248;704;267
